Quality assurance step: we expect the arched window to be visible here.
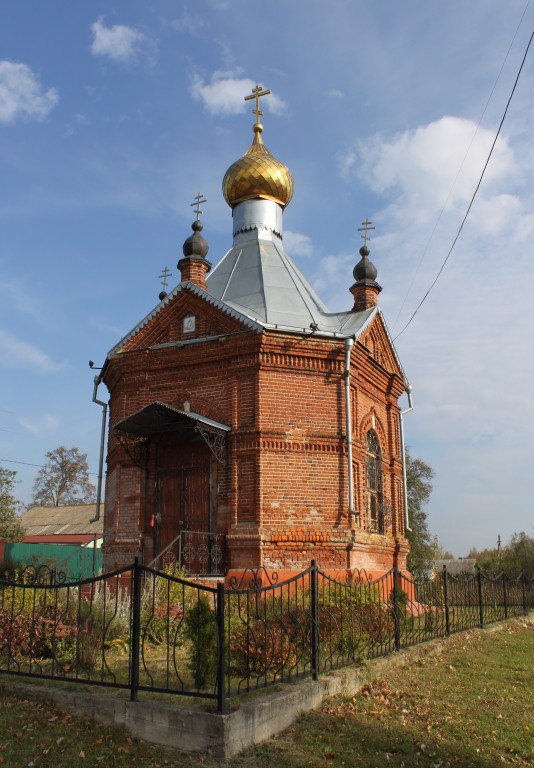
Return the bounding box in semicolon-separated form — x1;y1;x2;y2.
365;429;383;533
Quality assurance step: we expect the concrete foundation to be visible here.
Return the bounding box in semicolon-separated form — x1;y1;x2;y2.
0;620;524;760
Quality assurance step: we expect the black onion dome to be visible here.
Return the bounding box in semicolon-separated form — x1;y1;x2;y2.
182;220;209;260
353;245;378;282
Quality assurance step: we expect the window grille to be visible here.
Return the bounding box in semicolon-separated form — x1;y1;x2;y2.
365;429;384;533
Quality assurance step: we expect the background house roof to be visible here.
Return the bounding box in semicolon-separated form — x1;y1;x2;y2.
434;558;477;575
20;504;103;537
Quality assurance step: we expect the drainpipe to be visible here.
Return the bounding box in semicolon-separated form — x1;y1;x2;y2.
90;375;108;524
344;337;357;516
399;384;413;532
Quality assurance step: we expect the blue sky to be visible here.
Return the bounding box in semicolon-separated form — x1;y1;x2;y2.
0;0;533;555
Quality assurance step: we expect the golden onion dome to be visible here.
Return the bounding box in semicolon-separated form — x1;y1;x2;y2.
222;123;294;208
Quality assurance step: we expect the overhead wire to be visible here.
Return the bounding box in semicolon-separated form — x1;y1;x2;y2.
0;456;99;477
392;0;532;330
393;27;533;342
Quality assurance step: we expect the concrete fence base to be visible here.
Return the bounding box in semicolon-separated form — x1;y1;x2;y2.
1;619;529;760
1;667;366;759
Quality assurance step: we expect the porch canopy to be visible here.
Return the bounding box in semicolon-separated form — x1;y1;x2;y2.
114;401;230;438
113;402;230;463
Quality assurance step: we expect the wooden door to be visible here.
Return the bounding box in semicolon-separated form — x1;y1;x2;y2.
155;437;212;573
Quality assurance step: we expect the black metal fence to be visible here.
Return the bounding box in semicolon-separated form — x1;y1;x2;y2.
0;561;532;712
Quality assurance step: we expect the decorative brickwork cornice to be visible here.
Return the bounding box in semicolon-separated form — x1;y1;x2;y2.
258;349;344;374
231;432;345;453
267;528;351;544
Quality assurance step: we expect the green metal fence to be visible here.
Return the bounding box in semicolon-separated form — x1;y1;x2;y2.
2;542;102;581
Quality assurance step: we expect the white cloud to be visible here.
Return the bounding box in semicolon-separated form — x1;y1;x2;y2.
169;11;204;33
0;330;64;373
19;414;60;436
63;112;89;138
327;89;344;99
0;276;44;320
311;251;355;310
190;71;286;116
340;117;517;228
330;114;534;553
90;18;146;63
0;61;58;124
284;230;313;257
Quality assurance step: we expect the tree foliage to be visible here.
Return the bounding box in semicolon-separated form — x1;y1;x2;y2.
0;467;25;541
405;448;435;574
31;446;96;507
468;532;534;576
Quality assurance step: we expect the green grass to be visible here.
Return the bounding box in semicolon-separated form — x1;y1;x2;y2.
0;618;532;767
231;619;534;768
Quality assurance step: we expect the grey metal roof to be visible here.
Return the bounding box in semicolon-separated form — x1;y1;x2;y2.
21;505;103;536
105;197;407;384
207;229;330;328
205;198;382;337
206;217;378;341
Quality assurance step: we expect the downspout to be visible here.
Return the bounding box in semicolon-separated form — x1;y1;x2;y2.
400;384;413;532
90;374;108;523
344;337;357;516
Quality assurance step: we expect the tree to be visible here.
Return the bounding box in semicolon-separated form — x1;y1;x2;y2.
467;544;499;574
31;446;96;507
469;532;534;576
405;448;435;574
505;532;534;574
0;467;25;541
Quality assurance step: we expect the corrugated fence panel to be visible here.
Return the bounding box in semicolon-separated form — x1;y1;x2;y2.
3;542;102;580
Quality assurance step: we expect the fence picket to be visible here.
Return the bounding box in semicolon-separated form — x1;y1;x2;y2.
0;561;531;706
130;559;141;702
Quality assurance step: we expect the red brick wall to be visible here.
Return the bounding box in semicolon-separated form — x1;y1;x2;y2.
177;260;210;291
101;291;409;576
351;283;380;312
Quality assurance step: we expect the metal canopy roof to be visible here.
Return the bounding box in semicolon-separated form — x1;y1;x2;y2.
114;402;231;439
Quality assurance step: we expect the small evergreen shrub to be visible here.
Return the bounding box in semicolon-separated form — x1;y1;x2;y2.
183;595;217;689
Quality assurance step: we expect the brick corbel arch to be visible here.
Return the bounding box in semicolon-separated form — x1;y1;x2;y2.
359;408;387;448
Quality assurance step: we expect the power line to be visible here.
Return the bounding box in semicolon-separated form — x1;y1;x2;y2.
0;458;43;469
392;0;532;330
393;29;534;342
0;457;99;477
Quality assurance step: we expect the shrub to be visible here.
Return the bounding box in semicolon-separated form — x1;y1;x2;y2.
183;595;217;689
230;605;312;679
0;605;77;664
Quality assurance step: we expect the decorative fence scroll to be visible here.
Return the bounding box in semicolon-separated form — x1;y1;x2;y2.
0;562;532;712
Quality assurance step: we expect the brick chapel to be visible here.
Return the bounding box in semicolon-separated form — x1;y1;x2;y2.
98;87;411;579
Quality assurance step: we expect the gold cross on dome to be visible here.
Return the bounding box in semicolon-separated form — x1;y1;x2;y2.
245;85;271;125
357;218;375;245
159;266;172;292
190;192;207;220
